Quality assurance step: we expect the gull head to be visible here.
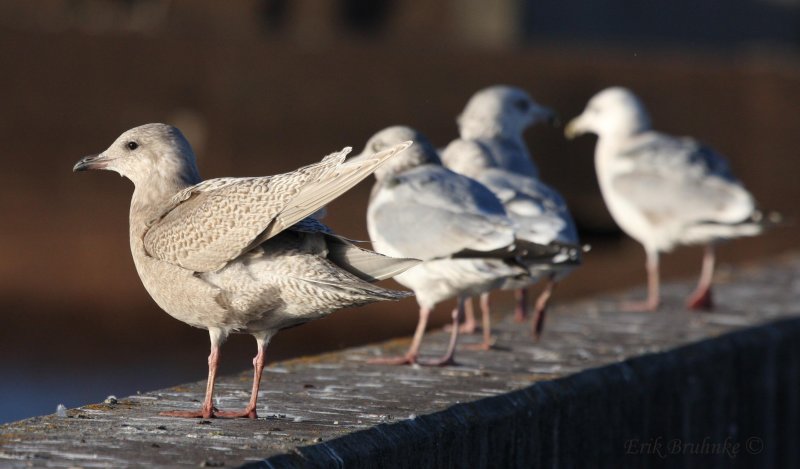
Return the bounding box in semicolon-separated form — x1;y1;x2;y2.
356;126;440;181
565;87;652;140
73;123;201;187
458;85;558;140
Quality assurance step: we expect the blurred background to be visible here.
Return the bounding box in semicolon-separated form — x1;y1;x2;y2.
1;0;798;423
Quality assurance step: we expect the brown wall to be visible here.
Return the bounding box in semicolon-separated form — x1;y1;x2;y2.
0;15;798;420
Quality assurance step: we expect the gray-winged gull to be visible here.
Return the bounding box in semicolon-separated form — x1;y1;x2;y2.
357;126;562;365
445;85;580;342
73;123;417;418
565;87;773;311
441;138;581;342
356;126;556;365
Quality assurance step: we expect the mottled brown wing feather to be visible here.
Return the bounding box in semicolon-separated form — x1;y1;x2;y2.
143;142;410;272
142;151;347;272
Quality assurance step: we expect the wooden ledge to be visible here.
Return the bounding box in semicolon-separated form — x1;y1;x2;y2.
2;254;799;467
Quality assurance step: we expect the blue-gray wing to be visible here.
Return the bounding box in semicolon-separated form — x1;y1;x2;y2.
611;132;754;225
367;165;516;261
478;169;579;246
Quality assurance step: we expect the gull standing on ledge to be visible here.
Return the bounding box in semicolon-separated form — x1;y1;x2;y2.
565;87;771;311
445;85;581;340
358;126;559;365
73;123;417;419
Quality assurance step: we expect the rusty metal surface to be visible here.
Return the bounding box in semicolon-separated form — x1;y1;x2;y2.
2;253;799;468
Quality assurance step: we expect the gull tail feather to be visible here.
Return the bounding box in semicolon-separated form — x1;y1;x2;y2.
325;235;420;282
513;239;583;265
294;275;414;302
683;209;788;245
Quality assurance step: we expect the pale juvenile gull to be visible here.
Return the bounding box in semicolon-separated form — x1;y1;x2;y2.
445;85;581;341
356;126;562;365
73;123;417;419
565;87;774;311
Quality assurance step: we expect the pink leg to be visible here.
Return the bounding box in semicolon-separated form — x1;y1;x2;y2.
368;306;432;365
622;250;660;312
464;292;494;350
418;296;464;366
514;288;529;323
531;276;557;342
686;244;715;311
444;297;477;333
461;297;477;333
161;329;225;419
215;334;271;419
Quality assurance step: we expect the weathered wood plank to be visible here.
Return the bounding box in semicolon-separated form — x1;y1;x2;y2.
2;254;799;468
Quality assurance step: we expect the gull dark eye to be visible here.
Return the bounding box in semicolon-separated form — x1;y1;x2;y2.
126;141;139;150
514;98;530;112
371;141;383;152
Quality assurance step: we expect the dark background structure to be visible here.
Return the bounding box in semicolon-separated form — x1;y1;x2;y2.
1;0;798;423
